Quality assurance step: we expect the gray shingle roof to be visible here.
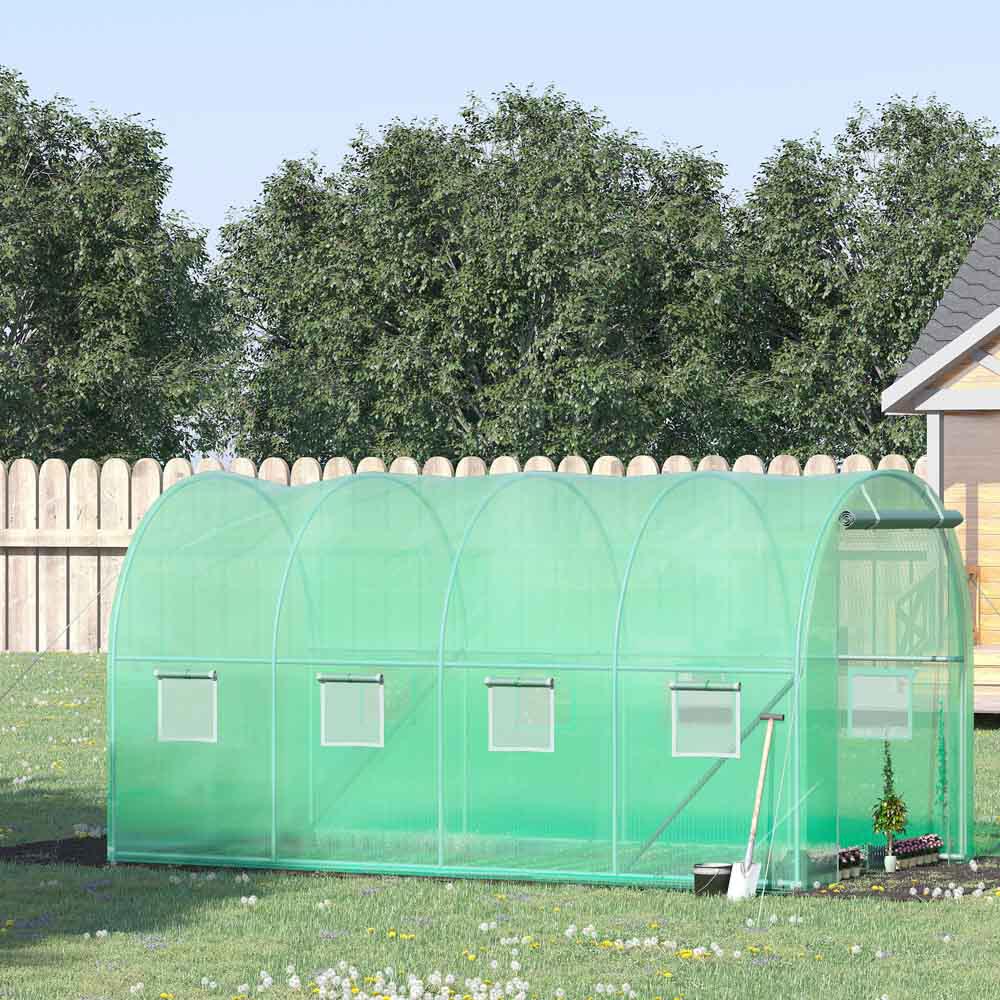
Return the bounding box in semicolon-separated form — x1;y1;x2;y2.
897;219;1000;378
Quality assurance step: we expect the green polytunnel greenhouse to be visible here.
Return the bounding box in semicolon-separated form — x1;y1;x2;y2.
107;469;974;889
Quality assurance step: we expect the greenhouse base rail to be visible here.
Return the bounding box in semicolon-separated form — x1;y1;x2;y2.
837;655;962;663
107;850;799;892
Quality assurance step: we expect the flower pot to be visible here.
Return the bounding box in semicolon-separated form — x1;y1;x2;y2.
851;865;861;878
884;854;897;873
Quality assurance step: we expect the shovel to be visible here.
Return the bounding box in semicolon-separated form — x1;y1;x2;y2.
727;712;784;900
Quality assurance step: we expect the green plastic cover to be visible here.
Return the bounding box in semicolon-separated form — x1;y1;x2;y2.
107;469;973;888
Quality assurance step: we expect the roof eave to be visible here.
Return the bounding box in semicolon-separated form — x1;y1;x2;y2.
882;303;1000;414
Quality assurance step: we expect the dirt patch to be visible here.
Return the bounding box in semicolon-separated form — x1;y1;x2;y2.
0;835;109;866
803;856;1000;901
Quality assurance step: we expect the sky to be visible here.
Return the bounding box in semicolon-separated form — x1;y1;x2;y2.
6;0;1000;254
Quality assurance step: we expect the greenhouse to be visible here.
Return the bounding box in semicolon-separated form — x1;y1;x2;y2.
107;468;974;889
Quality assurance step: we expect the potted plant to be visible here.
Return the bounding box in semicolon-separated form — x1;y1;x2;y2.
872;741;908;873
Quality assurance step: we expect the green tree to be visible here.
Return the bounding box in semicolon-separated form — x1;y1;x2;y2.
217;87;755;463
0;67;226;463
736;97;1000;460
873;740;908;855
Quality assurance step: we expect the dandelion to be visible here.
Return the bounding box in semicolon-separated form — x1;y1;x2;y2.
850;945;861;955
510;962;520;973
745;918;754;928
941;934;952;943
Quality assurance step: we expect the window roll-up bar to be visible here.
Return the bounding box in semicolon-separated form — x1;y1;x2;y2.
316;673;384;684
154;669;217;680
484;677;554;689
838;508;962;530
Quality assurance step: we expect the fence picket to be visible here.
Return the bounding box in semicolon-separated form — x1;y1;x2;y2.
163;457;193;490
7;459;38;651
732;455;765;474
69;459;100;652
323;457;354;479
422;457;454;476
455;456;486;477
877;454;910;472
131;458;162;526
698;455;729;472
524;456;556;472
593;455;624;476
230;457;257;478
558;455;590;474
626;455;659;477
489;456;520;475
913;456;929;482
38;459;69;651
389;456;420;475
662;455;694;474
259;457;291;484
99;459;130;651
768;454;801;476
291;457;322;485
357;456;387;473
804;455;837;476
842;454;874;474
197;457;224;473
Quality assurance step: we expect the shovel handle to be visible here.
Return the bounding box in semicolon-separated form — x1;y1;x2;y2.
743;713;783;870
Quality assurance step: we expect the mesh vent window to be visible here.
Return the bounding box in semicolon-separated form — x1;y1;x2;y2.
157;676;217;743
321;679;384;747
849;671;912;740
489;685;554;752
672;688;741;758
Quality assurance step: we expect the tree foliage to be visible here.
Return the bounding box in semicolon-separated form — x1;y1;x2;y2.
218;88;760;463
737;97;1000;459
0;67;225;463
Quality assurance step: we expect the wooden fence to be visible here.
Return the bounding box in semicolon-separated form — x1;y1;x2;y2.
0;451;927;653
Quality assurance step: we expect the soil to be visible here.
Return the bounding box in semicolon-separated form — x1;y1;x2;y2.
800;856;1000;902
2;837;998;902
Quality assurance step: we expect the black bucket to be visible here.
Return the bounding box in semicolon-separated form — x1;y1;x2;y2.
693;862;733;896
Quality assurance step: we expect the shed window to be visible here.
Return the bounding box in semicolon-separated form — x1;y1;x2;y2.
319;674;384;747
157;672;217;743
848;670;912;740
487;678;554;752
671;685;741;758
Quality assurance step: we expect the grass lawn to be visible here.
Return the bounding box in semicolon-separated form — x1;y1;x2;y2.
3;653;1000;1000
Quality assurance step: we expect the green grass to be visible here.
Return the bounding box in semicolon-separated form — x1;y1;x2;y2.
3;653;1000;1000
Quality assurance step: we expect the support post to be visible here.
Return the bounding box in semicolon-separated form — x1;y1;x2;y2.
926;413;945;498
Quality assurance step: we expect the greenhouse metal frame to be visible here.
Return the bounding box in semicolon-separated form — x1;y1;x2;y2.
107;469;974;889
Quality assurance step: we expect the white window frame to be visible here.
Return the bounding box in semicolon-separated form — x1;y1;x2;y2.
847;668;913;741
486;677;555;753
156;670;218;744
670;682;741;759
318;673;385;748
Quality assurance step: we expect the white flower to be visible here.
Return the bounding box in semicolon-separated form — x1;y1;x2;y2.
95;929;108;939
83;932;91;940
563;925;577;939
479;922;490;932
555;991;565;999
510;961;520;972
745;917;754;927
942;934;952;943
875;949;889;959
909;887;918;896
446;883;455;890
202;979;210;987
595;986;605;995
238;987;249;995
289;975;302;990
129;986;144;995
970;859;979;872
769;914;778;925
850;944;861;955
813;881;821;889
733;950;742;958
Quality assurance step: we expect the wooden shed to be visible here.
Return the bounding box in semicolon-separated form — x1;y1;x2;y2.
882;219;1000;712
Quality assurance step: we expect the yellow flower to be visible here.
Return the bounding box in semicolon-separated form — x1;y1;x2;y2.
367;927;375;934
351;989;359;996
659;970;673;978
467;953;476;961
648;921;660;929
494;893;506;900
160;994;175;1000
677;948;693;959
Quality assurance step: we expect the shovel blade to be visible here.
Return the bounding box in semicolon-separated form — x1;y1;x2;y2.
727;862;761;900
